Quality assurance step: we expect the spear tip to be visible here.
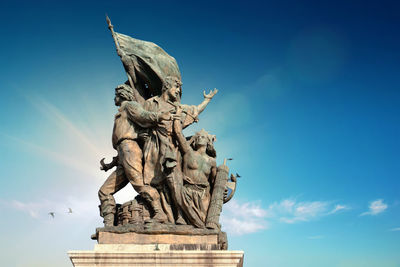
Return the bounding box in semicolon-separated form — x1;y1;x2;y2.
106;14;112;27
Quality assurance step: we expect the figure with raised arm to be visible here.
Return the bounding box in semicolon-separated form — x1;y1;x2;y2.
140;77;217;223
163;106;217;228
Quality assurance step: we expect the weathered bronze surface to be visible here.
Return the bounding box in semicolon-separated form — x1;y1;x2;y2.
96;17;240;250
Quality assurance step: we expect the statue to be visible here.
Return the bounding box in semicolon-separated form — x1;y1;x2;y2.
165;107;218;228
98;84;173;226
94;17;240;250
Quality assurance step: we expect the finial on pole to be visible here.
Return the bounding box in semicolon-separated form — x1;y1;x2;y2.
106;14;113;30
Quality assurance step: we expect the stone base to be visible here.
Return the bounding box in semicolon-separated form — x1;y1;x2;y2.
68;245;244;266
93;224;227;249
98;230;218;245
70;225;241;266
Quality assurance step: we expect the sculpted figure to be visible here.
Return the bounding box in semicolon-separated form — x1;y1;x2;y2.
164;107;217;228
98;84;171;226
98;18;239;232
140;77;218;223
141;77;217;189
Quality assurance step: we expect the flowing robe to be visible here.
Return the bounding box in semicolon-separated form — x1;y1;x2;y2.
142;96;199;186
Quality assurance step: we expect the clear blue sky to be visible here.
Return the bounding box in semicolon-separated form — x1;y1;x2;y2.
0;1;399;266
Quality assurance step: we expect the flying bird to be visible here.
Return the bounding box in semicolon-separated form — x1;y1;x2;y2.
236;173;241;178
67;208;73;214
48;212;55;218
227;158;233;161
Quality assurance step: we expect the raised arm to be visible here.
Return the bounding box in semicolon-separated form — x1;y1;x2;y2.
173;107;191;154
196;88;218;115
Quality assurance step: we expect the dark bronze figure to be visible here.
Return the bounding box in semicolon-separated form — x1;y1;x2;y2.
96;17;240;249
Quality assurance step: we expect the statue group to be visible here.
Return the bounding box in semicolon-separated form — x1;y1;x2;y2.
97;17;238;239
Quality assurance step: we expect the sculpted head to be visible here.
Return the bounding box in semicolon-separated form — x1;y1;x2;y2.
162;76;182;102
191;129;216;157
114;84;134;106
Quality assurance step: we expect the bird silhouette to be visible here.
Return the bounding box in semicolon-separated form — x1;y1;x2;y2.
227;158;233;161
67;208;73;214
48;212;55;218
236;173;241;178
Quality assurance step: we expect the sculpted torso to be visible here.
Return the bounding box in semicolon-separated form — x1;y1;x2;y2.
182;150;215;186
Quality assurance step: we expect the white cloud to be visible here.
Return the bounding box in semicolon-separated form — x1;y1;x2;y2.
389;227;400;232
221;198;350;235
329;204;350;214
278;201;328;223
224;199;268;218
221;200;268;235
221;217;268;236
267;198;348;224
361;199;388;216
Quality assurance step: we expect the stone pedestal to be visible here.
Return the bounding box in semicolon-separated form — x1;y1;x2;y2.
68;245;244;267
68;225;244;266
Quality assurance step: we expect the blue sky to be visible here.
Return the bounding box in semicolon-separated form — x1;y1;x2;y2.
0;0;399;266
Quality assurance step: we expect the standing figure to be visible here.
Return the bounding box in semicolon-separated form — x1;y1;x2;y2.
142;76;218;185
98;84;171;226
165;107;217;228
141;77;218;223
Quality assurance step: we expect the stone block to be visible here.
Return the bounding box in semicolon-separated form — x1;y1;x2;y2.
68;248;244;267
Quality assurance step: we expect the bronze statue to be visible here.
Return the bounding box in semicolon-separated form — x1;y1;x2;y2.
164;106;217;228
95;17;240;249
98;84;172;226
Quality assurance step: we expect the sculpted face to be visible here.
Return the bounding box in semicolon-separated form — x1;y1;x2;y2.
168;84;181;102
196;134;208;147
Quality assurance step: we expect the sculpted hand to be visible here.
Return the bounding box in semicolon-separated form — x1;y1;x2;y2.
172;106;182;120
158;111;172;121
158;108;175;121
203;88;218;99
175;106;182;116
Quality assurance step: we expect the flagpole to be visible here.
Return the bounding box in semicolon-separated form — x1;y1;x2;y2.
106;15;138;101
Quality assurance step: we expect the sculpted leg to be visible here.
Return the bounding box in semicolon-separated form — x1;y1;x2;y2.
98;167;128;227
119;140;168;223
164;166;187;224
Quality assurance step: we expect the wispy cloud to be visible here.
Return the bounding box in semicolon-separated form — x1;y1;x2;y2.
4;96;115;180
329;204;351;214
267;198;349;224
224;199;268;218
221;200;268;235
32;97;103;156
361;199;388;216
221;198;349;235
389;227;400;232
221;217;268;236
10;200;42;218
1;195;99;223
5;134;100;178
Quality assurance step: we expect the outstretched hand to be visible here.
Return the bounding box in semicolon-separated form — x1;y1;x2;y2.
203;88;218;99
